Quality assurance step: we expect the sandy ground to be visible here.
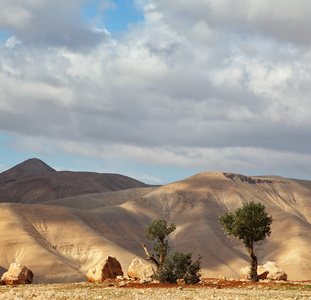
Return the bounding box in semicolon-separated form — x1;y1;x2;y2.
1;170;311;282
0;279;311;300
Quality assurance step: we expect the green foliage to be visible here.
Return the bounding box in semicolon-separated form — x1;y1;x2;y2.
155;251;202;284
218;201;273;282
143;219;202;284
144;219;176;242
218;201;273;248
144;219;176;266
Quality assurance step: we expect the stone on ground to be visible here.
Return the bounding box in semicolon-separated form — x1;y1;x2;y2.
1;263;34;285
240;262;287;281
263;261;287;281
87;255;123;282
127;258;155;280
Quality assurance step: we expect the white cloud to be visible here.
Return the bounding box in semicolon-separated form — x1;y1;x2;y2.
0;0;108;50
5;36;21;49
138;174;163;184
8;136;311;181
154;0;311;44
191;20;214;45
0;0;311;180
0;1;33;29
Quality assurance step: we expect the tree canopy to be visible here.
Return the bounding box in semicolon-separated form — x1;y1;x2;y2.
218;201;273;281
142;219;202;284
219;201;273;247
155;251;202;284
144;219;176;243
142;219;176;267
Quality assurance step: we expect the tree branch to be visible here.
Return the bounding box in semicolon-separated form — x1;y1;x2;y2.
141;244;159;267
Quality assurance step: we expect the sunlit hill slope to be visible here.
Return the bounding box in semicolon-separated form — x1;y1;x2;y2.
0;158;310;283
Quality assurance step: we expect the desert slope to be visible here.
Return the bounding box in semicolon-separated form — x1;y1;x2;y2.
119;172;311;279
0;201;149;283
0;160;311;282
0;159;150;204
0;158;56;185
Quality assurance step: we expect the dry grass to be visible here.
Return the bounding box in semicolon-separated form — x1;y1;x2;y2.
1;279;311;300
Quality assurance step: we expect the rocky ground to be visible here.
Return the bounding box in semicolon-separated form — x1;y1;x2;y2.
0;279;311;300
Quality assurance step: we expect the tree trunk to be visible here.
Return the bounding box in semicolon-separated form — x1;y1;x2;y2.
246;240;258;282
141;244;159;267
158;238;167;267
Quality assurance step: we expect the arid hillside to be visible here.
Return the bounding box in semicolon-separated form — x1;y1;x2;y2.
0;158;150;204
0;159;310;283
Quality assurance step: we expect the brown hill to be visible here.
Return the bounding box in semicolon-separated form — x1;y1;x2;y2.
0;161;311;283
0;158;56;185
0;160;150;204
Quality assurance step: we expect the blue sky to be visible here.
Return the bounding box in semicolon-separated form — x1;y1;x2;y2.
1;1;311;184
82;0;144;34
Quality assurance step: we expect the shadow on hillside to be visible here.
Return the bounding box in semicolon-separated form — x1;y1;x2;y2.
0;267;7;277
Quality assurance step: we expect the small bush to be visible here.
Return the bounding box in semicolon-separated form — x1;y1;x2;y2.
155;251;202;284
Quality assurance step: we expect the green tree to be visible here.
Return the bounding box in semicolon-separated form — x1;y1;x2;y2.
155;251;202;284
142;219;176;267
218;201;273;282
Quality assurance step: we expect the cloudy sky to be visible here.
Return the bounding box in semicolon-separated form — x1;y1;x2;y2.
0;0;311;184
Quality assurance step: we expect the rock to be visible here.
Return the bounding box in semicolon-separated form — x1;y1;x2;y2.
240;265;268;280
139;278;151;284
1;263;34;285
263;262;287;281
176;278;185;285
86;256;123;282
127;258;155;280
240;262;287;281
152;280;160;283
218;275;226;280
257;266;269;279
119;281;127;287
240;266;251;280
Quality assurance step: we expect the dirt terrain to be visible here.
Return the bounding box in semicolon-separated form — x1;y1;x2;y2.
1;159;311;283
0;279;311;299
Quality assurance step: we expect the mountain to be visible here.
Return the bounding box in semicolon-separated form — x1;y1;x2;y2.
0;159;150;204
0;160;311;283
0;158;56;185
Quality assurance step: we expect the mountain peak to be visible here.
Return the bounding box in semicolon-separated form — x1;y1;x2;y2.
0;158;56;185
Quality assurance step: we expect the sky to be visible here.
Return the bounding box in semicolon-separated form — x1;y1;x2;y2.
0;0;311;184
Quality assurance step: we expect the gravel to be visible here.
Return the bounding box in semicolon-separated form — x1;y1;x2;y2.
0;282;310;300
